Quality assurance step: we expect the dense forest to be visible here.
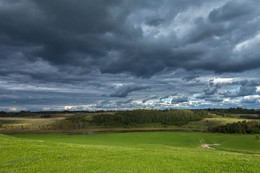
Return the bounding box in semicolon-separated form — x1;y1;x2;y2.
91;109;208;126
208;121;260;134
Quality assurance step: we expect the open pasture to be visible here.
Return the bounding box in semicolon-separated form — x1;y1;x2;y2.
1;132;259;172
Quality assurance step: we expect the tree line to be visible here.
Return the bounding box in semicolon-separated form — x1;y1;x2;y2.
92;109;208;126
208;121;260;134
240;115;260;120
54;115;88;130
207;107;260;115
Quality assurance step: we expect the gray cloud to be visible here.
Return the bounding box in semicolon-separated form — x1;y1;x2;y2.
0;0;260;111
237;85;257;96
0;0;260;78
142;96;159;103
241;97;260;104
171;96;189;104
204;97;223;103
208;1;254;22
146;18;164;27
109;85;149;98
203;80;221;96
221;80;257;97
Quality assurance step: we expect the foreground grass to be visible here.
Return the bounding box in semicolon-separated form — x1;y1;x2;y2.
1;132;260;172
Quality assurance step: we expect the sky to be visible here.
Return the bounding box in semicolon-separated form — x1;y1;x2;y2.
0;0;260;111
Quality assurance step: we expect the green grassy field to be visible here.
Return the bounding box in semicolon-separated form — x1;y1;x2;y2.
1;132;259;172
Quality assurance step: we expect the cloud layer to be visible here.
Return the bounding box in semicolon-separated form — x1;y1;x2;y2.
0;0;260;111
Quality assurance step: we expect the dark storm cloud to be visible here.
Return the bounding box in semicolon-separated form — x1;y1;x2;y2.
146;18;164;27
182;74;200;82
142;96;159;103
109;85;149;98
204;97;223;103
160;95;176;100
0;0;260;110
0;0;260;78
208;1;253;22
171;96;189;104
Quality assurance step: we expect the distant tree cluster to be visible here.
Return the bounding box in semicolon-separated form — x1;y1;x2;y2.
240;115;260;120
55;116;87;130
208;121;260;134
92;109;208;126
0;111;37;117
207;107;260;115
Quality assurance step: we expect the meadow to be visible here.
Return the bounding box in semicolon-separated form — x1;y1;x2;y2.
0;110;258;134
0;132;259;172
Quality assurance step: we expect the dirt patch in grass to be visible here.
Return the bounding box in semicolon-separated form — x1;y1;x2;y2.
200;139;221;150
201;143;220;150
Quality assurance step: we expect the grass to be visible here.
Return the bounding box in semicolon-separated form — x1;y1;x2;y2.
0;132;259;172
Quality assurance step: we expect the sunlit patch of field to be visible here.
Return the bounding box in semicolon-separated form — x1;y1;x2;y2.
183;117;257;131
0;117;63;131
0;113;86;131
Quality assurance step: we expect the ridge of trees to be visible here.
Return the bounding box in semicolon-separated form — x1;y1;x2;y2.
208;121;260;134
91;109;208;126
206;107;260;115
240;115;260;119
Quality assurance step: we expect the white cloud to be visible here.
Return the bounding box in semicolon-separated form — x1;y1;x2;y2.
156;1;226;38
9;107;17;111
213;78;234;84
233;33;260;53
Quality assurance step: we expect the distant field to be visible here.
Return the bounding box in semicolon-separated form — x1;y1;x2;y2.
1;132;259;172
1;113;258;134
183;117;256;131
